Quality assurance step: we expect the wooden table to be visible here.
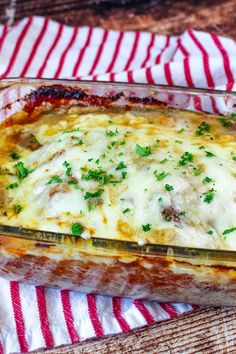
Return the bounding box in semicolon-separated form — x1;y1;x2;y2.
1;1;236;353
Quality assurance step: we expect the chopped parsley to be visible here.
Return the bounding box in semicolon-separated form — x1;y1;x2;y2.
165;215;172;222
10;151;20;160
63;161;72;176
202;176;214;184
82;169;112;185
88;203;95;211
15;161;31;181
106;128;119;137
154;171;169;181
142;224;152;232
223;227;236;235
13;204;23;213
6;182;19;189
203;188;216;203
135;144;151;157
122;171;127;179
63;127;80;134
232;156;236;161
84;188;104;199
205;151;216;158
158;197;163;203
160;158;168;164
175;140;183;144
120;140;126;145
116;161;127;170
71;222;83;236
180;211;186;216
207;230;213;235
123;208;131;214
195;122;211;136
68;178;79;189
219;118;233;127
71;136;84;145
193;167;203;176
165;184;174;192
178;152;193;166
231;113;236;118
199;145;205;150
47;175;63;184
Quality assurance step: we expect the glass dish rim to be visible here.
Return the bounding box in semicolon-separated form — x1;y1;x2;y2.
0;77;236;261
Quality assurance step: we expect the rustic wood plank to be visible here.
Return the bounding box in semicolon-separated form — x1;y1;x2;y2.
1;0;236;37
33;307;236;353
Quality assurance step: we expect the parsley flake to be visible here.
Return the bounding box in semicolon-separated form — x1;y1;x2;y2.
223;227;236;235
47;175;63;184
10;151;20;160
202;176;214;184
106;128;119;137
165;184;174;192
207;230;213;235
13;204;23;213
195;122;211;136
15;161;31;181
116;161;127;170
155;171;169;181
205;151;216;158
203;188;216;203
123;208;131;214
136;144;151;157
178;152;193;166
84;189;104;200
71;222;83;236
165;215;172;222
63;161;72;176
6;183;19;189
142;224;152;232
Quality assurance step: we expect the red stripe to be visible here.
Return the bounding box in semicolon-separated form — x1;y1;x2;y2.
1;17;33;78
20;18;49;77
112;297;130;332
106;31;124;73
177;39;202;111
145;67;155;84
110;72;116;81
86;294;104;337
159;302;178;318
61;290;80;344
54;27;79;78
164;63;173;85
211;33;234;91
0;342;3;354
36;286;54;348
88;30;109;76
0;25;8;53
10;282;28;352
141;33;155;68
37;23;63;78
72;28;93;77
177;39;194;87
124;32;140;71
127;70;134;83
134;300;155;325
188;29;215;88
155;36;170;64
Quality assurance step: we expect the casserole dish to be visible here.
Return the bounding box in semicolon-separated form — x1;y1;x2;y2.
0;78;236;306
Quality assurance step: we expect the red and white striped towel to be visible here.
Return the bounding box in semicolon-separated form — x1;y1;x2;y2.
0;16;235;353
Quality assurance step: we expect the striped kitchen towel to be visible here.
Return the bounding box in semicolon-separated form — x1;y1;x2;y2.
0;16;235;353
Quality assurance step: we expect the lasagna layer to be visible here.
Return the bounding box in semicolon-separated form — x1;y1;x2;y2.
0;105;235;250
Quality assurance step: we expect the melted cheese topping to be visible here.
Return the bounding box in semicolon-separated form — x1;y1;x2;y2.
0;106;236;250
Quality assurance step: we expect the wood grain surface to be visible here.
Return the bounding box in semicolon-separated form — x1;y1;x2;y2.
1;0;236;37
1;0;236;353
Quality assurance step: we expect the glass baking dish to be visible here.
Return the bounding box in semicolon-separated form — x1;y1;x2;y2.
0;78;236;306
